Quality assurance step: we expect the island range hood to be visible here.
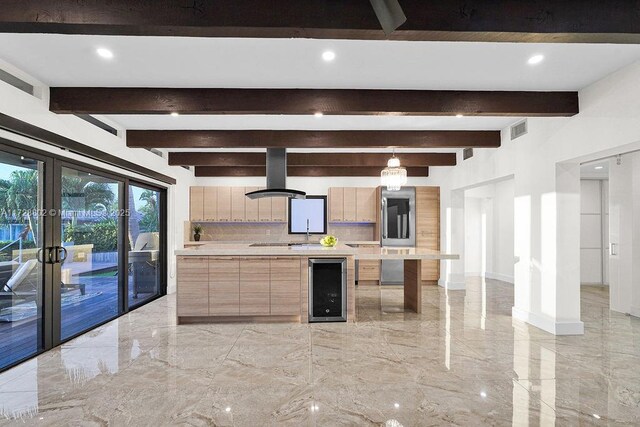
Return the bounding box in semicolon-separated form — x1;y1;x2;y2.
245;148;306;200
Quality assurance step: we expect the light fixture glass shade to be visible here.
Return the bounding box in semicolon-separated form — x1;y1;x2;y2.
381;155;407;191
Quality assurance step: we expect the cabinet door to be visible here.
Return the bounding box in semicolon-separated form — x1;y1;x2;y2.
328;187;344;222
343;187;357;222
240;258;270;315
271;197;287;222
177;256;209;316
231;187;246;222
270;258;301;315
245;187;259;222
358;260;380;281
416;187;440;281
356;187;376;222
216;186;232;222
209;258;240;315
189;187;204;222
258;188;272;221
203;187;217;221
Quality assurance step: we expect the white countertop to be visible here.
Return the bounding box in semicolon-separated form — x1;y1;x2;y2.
175;243;458;260
183;240;380;246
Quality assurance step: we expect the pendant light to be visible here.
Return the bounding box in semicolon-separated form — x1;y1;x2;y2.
380;149;407;191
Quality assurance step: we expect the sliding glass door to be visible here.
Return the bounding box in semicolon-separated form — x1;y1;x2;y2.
128;184;161;308
0;139;167;372
0;149;45;370
59;166;123;340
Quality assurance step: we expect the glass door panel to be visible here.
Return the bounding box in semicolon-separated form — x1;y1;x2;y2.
128;185;161;307
60;167;122;340
0;151;44;370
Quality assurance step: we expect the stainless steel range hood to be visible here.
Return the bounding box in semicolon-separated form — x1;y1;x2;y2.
245;148;306;199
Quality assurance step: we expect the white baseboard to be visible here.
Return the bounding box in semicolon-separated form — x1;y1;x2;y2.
630;306;640;318
512;307;584;335
485;272;514;284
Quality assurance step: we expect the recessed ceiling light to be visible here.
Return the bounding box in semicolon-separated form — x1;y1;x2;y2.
314;112;324;118
595;166;604;170
528;54;544;65
456;114;464;118
170;112;179;117
96;48;114;59
322;51;336;62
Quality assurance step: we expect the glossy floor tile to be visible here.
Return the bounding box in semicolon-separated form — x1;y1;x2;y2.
0;280;639;426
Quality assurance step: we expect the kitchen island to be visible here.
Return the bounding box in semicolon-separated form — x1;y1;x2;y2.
175;243;458;324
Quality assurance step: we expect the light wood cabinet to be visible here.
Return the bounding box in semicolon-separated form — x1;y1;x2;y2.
239;258;271;315
329;187;344;222
217;186;232;222
188;187;289;223
245;187;259;222
209;258;240;315
416;186;440;282
356;187;377;222
270;258;301;315
343;187;357;221
329;187;376;223
203;186;217;221
189;187;204;222
177;256;209;316
231;187;246;222
258;188;272;221
271;197;287;222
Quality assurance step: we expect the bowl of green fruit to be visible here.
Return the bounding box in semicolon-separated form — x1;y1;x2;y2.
320;235;338;247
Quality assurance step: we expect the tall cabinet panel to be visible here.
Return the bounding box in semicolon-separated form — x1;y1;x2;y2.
329;187;344;222
216;186;232;222
343;187;357;221
356;187;377;222
203;186;217;222
416;186;441;282
258;188;272;221
245;187;259;222
231;187;246;221
272;197;287;222
209;258;240;315
189;186;204;221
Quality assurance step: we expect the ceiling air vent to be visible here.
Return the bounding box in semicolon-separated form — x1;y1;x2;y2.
510;119;528;141
0;68;34;95
463;148;474;160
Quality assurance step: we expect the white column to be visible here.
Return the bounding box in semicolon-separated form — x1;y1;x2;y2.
512;161;584;335
441;189;466;290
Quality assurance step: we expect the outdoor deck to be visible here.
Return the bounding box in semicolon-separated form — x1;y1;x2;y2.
0;274;156;370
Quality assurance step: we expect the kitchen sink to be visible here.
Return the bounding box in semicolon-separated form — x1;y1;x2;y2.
249;243;290;247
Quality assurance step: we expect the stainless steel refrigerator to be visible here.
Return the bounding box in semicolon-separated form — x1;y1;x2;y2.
380;187;416;284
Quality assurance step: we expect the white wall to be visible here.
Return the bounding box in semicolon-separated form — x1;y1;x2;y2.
0;60;194;293
194;176;430;195
464;179;514;283
428;60;640;335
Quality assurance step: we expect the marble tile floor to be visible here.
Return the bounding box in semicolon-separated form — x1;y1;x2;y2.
0;279;639;426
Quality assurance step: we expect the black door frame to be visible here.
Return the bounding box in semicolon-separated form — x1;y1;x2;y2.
0;136;169;372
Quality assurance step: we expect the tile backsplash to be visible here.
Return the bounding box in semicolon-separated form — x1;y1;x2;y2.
185;222;375;243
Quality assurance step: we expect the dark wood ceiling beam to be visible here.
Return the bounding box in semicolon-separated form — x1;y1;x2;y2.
2;0;639;43
128;130;499;149
168;152;456;167
51;88;578;117
194;166;429;177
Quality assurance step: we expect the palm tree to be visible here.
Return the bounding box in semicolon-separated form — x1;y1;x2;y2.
1;170;39;242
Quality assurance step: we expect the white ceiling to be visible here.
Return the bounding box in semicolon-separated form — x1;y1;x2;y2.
0;34;639;91
110;114;518;131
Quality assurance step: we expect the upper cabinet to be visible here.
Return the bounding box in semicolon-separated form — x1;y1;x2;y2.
189;186;287;223
189;187;205;222
328;187;378;223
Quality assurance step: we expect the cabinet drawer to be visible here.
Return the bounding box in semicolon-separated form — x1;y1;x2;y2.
358;260;380;281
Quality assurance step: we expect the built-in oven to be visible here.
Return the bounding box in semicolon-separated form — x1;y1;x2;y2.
381;187;416;284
